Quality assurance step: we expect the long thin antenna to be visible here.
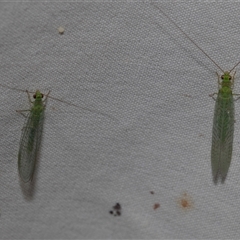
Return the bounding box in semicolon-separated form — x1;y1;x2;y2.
0;83;116;120
0;83;78;107
150;1;225;73
0;83;26;93
229;61;240;73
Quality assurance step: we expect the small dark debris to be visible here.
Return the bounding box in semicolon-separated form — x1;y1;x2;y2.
109;203;122;216
153;203;160;210
150;191;154;195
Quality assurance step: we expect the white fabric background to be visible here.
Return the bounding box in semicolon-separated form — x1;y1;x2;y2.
1;1;240;239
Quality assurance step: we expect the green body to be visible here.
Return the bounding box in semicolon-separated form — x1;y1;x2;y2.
18;90;45;182
149;2;240;182
211;72;234;182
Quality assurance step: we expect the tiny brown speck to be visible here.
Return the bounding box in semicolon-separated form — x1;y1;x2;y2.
153;203;160;210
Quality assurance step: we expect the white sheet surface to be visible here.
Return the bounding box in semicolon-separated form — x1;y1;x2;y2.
1;1;240;239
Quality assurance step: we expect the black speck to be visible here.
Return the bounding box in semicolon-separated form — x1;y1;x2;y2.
109;203;122;216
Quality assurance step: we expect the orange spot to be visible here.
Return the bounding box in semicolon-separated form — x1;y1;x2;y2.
181;199;189;208
177;192;193;211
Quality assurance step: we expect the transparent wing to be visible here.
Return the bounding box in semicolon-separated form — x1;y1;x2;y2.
18;109;44;182
211;94;234;182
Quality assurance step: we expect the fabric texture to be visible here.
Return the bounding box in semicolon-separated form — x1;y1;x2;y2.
1;1;240;239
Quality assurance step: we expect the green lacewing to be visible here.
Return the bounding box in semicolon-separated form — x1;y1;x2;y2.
150;2;240;182
17;90;50;182
0;83;112;183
